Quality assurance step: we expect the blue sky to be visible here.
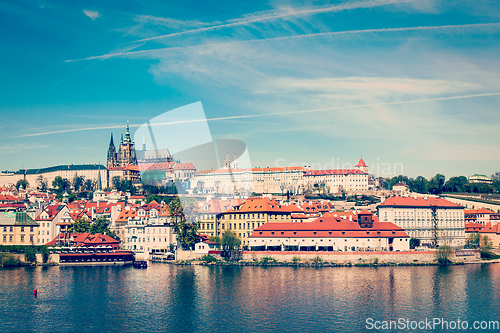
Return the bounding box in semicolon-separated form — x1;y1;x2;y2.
1;0;499;179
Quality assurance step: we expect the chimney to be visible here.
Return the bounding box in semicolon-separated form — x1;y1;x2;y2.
349;215;352;222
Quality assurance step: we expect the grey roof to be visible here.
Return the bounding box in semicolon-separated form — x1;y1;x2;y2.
0;212;39;226
15;164;107;175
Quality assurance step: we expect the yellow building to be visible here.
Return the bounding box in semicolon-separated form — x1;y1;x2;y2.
0;212;39;245
198;197;302;248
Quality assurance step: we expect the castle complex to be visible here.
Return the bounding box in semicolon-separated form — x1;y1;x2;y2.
107;121;138;168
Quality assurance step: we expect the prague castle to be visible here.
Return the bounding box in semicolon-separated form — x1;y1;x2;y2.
107;121;137;168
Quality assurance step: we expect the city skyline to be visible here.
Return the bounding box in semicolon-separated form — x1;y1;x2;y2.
1;0;500;178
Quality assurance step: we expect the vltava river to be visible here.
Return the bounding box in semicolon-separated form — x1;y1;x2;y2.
1;263;500;332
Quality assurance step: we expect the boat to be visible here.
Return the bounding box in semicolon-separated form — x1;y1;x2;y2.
133;261;148;269
58;250;135;267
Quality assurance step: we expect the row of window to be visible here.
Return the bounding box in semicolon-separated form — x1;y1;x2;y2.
127;237;168;243
200;222;263;233
2;226;34;232
2;235;34;242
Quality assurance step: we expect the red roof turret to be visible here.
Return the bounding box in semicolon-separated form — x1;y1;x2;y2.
356;158;368;167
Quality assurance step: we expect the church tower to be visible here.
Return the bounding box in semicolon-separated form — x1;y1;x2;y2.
117;121;138;167
231;153;239;169
355;158;369;174
224;151;231;169
107;133;117;168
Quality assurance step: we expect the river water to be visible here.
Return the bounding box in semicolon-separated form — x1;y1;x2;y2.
1;263;500;332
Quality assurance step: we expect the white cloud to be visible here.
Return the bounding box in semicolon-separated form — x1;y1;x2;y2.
83;9;99;21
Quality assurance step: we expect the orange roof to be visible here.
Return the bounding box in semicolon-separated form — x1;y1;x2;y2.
465;222;485;232
173;163;196;170
305;169;367;176
116;209;138;222
379;196;463;208
356;158;368;167
233;197;298;214
250;213;408;238
465;208;496;215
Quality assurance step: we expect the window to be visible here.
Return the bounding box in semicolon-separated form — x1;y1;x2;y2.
9;235;13;242
9;227;13;232
21;227;24;232
30;227;33;232
2;235;5;242
21;235;25;242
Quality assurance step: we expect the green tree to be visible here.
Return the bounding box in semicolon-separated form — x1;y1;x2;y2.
146;194;162;204
52;176;70;194
24;246;37;264
436;245;452;265
221;230;241;261
40;246;50;264
169;197;200;250
428;174;446;195
465;232;480;249
16;179;29;190
209;235;220;244
410;238;421;249
72;176;84;192
83;179;95;191
112;176;121;190
69;218;91;233
444;176;468;193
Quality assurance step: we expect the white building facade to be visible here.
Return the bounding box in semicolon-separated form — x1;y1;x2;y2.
378;197;465;247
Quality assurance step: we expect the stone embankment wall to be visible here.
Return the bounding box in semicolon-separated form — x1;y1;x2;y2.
9;253;60;264
177;250;480;264
240;251;437;263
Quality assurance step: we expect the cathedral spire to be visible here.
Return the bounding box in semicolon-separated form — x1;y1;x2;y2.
97;165;102;191
109;132;115;147
124;120;132;144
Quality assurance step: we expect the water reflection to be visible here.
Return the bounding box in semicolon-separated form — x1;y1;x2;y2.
1;264;500;332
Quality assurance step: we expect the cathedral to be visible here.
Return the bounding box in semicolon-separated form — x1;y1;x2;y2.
107;121;138;168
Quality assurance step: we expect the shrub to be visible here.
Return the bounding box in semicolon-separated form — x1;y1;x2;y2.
260;256;277;264
1;254;21;267
480;250;500;260
373;257;379;265
311;256;323;264
292;256;301;263
200;254;217;263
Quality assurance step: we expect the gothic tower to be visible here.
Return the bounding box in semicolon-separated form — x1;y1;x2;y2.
117;121;138;167
107;133;117;168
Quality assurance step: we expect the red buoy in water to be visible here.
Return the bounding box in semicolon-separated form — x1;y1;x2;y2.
34;289;37;298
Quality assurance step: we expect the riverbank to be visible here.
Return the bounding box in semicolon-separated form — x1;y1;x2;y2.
169;249;493;267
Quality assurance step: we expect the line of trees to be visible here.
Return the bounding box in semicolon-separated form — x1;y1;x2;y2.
384;172;500;195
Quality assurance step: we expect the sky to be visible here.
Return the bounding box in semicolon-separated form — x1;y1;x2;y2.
1;0;499;179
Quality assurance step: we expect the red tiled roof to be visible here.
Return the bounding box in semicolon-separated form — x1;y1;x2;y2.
0;194;22;201
465;208;496;215
356;158;368;167
480;223;500;234
173;163;196;170
46;233;119;246
250;214;408;238
234;197;296;214
305;169;367;176
465;222;485;232
379;196;463;208
116;209;138;222
138;162;176;172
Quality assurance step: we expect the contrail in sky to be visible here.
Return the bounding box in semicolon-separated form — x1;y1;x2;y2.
12;92;500;138
135;0;416;42
70;22;500;62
